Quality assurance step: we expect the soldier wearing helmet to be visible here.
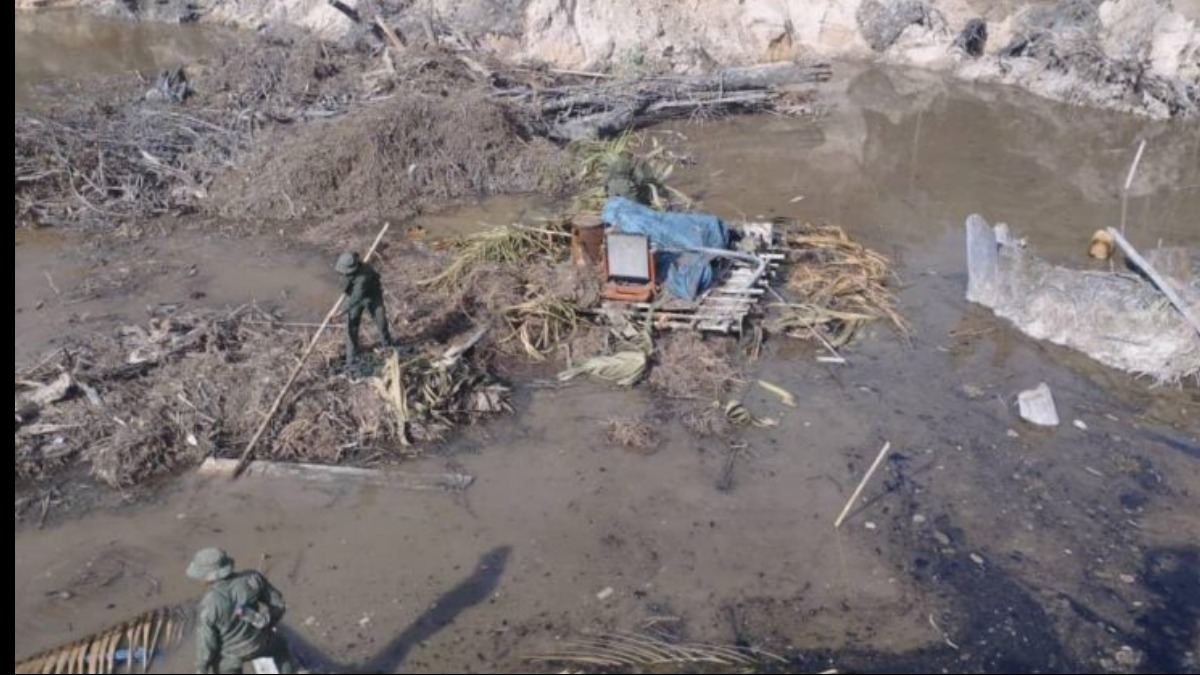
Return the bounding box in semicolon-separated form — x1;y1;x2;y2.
335;251;395;367
187;548;294;674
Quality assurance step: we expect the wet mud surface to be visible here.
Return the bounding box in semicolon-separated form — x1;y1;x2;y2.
14;17;1200;675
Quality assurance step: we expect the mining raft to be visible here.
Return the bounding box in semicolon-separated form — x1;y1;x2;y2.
573;196;783;335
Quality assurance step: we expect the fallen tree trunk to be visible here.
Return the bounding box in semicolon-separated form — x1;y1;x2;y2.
493;61;831;141
648;62;834;91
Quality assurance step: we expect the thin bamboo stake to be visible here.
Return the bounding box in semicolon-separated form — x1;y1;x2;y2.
374;17;406;51
1120;139;1146;235
233;222;391;478
834;442;891;529
1107;227;1200;336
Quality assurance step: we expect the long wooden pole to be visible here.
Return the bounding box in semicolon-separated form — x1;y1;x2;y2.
1107;227;1200;337
232;222;391;479
834;442;891;529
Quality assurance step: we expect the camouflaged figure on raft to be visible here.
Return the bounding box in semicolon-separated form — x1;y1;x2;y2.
335;251;396;367
187;548;295;674
605;153;656;205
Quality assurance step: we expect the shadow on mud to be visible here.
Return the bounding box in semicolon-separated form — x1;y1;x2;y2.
1134;547;1200;673
771;545;1199;674
281;545;511;674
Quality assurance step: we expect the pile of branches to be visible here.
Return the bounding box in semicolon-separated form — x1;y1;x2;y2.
492;61;832;142
14;103;247;227
14;26;833;229
13;39;370;229
14;307;508;488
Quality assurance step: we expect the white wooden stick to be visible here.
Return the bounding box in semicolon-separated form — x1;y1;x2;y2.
1120;139;1146;235
834;442;891;529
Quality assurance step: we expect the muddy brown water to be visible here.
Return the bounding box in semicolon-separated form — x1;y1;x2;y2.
14;17;1200;675
15;10;237;107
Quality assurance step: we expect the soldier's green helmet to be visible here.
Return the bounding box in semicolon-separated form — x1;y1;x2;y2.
335;251;361;275
186;547;235;582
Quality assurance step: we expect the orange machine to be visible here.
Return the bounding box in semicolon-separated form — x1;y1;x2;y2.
601;232;656;303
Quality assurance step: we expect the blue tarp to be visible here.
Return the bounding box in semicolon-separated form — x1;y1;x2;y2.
600;197;729;300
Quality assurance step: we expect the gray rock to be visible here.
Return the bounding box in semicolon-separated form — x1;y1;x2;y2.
857;0;933;52
956;18;987;57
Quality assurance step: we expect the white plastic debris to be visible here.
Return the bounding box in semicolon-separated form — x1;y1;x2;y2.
1018;383;1060;427
596;587;614;601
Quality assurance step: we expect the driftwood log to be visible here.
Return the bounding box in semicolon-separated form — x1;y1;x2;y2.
491;62;832;141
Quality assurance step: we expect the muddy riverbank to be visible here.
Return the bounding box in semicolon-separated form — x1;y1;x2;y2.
14;13;1200;675
17;0;1200;119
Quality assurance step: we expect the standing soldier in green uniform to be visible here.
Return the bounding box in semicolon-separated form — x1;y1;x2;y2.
335;251;396;368
188;547;295;674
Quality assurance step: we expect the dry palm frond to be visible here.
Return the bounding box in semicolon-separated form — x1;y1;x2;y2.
503;295;579;361
420;223;569;288
15;604;191;674
765;303;875;348
777;222;908;344
571;130;637;182
529;631;785;669
371;351;511;444
558;351;647;387
570;132;684;211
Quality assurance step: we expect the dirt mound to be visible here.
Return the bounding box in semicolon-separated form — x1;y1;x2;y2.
209;93;570;222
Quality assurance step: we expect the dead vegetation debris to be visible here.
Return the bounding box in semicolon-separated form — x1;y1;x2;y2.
681;403;733;438
768;221;907;347
13;127;912;491
16;35;829;232
421;222;572;290
14;307;507;487
648;333;740;399
604;416;660;453
14;103;246;227
14;38;375;229
210;93;571;222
